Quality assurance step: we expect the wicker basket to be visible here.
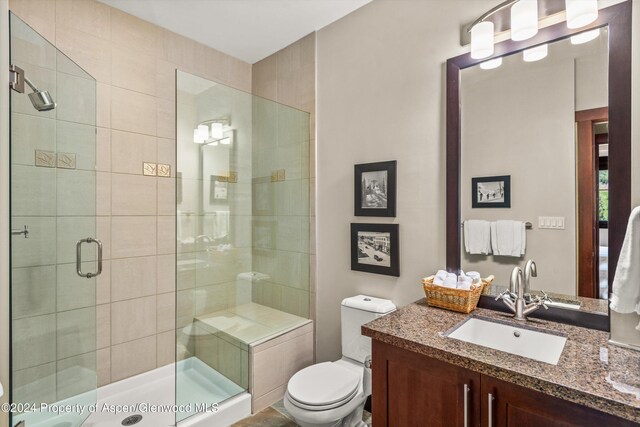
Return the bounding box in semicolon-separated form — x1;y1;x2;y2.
422;275;493;314
480;275;495;295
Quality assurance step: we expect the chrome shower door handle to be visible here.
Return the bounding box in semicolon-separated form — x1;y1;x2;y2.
76;237;103;278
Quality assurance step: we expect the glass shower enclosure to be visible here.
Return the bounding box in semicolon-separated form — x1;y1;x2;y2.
9;13;98;427
176;71;311;423
7;15;310;426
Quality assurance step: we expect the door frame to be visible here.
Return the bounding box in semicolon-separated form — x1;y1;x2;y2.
575;107;608;298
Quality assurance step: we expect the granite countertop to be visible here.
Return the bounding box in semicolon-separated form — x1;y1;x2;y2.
362;299;640;423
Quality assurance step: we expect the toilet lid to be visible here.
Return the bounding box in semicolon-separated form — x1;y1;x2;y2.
287;362;360;407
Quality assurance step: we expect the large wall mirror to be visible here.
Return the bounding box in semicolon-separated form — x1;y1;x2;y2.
446;1;631;328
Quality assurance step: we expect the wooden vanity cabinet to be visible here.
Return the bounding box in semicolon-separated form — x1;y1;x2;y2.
481;376;637;427
372;340;481;427
372;340;637;427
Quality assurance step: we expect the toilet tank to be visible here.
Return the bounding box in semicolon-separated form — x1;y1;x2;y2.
341;295;396;363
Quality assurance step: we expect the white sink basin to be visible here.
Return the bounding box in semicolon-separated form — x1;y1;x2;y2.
446;317;567;365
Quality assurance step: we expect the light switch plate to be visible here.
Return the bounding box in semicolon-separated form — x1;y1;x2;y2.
538;216;565;229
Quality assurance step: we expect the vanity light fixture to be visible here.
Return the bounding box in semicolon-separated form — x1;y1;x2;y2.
210;121;224;139
511;0;538;41
194;125;209;144
468;0;599;60
471;21;495;59
480;57;503;70
523;44;548;62
467;0;519;59
570;28;600;45
193;118;231;145
565;0;598;29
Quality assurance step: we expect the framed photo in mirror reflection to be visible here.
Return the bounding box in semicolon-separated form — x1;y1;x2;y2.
472;175;511;209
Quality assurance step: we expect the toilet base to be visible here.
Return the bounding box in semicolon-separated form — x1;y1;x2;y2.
284;394;368;427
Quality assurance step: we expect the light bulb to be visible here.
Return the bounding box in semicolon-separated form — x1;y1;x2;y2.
480;57;503;70
570;28;600;44
523;44;548;62
471;21;494;59
511;0;539;41
566;0;598;29
197;124;209;142
211;122;224;139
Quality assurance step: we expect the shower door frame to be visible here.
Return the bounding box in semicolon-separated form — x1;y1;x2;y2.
7;12;100;427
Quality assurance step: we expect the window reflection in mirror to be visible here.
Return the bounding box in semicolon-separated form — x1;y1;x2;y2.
459;27;609;304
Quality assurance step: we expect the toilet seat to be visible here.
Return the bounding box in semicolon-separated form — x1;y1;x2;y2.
287;362;361;411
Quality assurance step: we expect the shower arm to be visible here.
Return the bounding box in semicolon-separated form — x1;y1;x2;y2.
22;75;39;93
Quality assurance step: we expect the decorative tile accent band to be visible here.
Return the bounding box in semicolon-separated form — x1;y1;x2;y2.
143;162;157;176
157;164;171;177
56;152;76;169
270;169;286;182
35;150;56;168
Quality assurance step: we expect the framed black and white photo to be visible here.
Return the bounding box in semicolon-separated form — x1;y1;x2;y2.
351;223;399;277
354;160;396;217
210;175;228;203
472;175;511;208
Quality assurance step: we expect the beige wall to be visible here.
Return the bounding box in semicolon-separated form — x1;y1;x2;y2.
316;0;640;362
460;56;576;296
9;0;251;390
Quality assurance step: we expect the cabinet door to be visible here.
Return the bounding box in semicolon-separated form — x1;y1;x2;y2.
372;340;481;427
481;375;637;427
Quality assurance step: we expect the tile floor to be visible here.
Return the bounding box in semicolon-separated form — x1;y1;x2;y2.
231;399;373;426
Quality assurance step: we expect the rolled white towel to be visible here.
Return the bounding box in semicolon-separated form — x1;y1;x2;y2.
466;271;481;284
442;273;458;288
457;275;473;289
433;270;447;285
457;281;472;291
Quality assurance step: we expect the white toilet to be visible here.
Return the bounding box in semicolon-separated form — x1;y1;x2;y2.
284;295;396;427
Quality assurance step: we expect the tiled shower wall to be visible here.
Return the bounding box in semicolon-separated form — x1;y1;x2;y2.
9;0;251;386
251;33;317;325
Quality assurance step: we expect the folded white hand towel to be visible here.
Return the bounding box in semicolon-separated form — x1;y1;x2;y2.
457;275;473;290
442;273;458;288
466;271;481;284
464;220;492;255
491;220;526;257
433;270;448;285
457;281;472;291
610;206;640;330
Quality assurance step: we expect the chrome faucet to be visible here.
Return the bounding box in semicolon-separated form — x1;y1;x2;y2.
523;259;537;295
495;262;552;321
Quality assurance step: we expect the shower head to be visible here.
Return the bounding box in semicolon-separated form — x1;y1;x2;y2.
24;75;56;111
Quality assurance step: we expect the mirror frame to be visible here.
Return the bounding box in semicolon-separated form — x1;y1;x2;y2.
446;1;632;329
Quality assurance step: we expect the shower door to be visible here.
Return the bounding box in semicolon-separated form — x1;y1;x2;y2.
9;13;98;427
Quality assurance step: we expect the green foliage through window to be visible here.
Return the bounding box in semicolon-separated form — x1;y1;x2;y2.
599;170;608;222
